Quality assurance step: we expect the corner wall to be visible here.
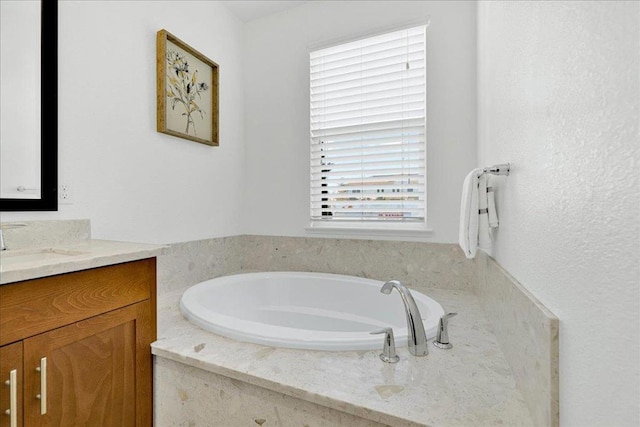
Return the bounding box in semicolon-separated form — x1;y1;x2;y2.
242;1;477;243
477;2;640;425
1;1;246;245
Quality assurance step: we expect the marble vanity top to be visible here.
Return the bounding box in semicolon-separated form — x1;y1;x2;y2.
152;284;535;427
0;239;166;285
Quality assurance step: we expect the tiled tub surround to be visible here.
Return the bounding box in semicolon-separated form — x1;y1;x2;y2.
241;235;476;292
156;235;477;294
154;235;558;426
157;235;243;293
475;252;559;427
153;285;534;426
155;357;388;427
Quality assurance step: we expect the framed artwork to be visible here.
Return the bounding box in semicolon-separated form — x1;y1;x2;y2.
157;29;219;146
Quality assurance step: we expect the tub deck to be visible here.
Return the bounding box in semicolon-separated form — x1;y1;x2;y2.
152;284;534;426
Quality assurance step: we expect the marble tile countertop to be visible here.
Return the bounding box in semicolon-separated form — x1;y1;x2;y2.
152;285;535;427
0;239;166;285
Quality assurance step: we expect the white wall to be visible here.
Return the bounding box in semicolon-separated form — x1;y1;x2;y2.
242;1;477;243
478;2;639;426
1;1;246;244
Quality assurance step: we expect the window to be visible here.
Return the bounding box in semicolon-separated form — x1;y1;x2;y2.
309;25;427;229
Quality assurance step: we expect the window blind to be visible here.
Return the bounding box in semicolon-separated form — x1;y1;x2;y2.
310;25;426;224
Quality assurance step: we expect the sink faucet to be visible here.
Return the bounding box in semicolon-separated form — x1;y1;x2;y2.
380;280;429;356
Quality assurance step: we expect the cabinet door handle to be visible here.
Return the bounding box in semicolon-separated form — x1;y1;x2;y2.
4;369;17;427
35;357;47;415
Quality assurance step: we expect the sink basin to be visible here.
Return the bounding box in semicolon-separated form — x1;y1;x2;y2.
0;248;87;269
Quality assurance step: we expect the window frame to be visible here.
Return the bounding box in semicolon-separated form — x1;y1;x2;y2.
308;24;429;233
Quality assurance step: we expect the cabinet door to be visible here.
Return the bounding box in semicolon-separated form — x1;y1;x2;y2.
23;302;153;427
1;342;23;427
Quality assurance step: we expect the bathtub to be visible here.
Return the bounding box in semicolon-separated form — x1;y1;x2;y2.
180;271;445;351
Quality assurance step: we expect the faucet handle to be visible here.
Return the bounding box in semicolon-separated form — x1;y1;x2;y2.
370;327;400;363
433;312;457;349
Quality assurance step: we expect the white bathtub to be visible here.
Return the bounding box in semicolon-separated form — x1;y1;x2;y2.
179;271;445;351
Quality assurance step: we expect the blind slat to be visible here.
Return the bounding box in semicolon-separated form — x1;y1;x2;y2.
312;134;423;149
311;109;425;131
311;118;424;138
312;208;424;215
311;51;425;82
311;152;424;166
312;135;423;149
312;198;423;206
311;71;424;97
310;59;425;88
311;175;424;186
311;93;424;117
311;84;425;108
311;159;425;173
311;171;424;182
312;191;424;200
311;100;425;123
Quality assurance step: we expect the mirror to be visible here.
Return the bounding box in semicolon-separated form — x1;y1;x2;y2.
0;0;57;211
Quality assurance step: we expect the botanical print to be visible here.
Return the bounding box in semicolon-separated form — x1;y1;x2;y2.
157;30;217;146
166;48;209;136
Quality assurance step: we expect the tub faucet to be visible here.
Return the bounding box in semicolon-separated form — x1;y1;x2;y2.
380;280;429;356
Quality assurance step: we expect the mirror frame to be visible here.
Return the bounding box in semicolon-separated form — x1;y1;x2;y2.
0;0;58;211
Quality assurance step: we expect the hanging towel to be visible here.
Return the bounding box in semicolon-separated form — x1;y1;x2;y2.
459;168;483;259
478;174;489;231
487;175;499;228
479;174;500;247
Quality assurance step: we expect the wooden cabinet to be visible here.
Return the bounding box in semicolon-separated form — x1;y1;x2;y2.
0;343;23;427
0;259;156;427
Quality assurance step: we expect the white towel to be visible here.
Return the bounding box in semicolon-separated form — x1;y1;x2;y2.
487;175;499;228
478;174;489;232
479;174;500;248
459;168;483;259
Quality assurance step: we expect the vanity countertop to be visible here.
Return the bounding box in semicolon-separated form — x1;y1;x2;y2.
0;239;166;285
152;284;535;427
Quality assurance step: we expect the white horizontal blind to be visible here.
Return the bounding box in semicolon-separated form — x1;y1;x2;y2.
310;26;426;224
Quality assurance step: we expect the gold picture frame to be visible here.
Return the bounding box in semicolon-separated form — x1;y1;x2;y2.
157;29;219;146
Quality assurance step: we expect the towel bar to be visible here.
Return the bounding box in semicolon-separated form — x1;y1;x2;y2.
482;163;510;176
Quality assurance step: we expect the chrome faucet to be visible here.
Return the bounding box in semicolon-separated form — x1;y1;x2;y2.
380;280;429;356
370;327;400;363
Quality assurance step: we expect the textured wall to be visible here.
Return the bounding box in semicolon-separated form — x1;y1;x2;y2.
477;2;639;426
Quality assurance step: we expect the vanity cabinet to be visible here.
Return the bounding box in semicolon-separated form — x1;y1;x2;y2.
0;259;156;427
0;343;23;427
